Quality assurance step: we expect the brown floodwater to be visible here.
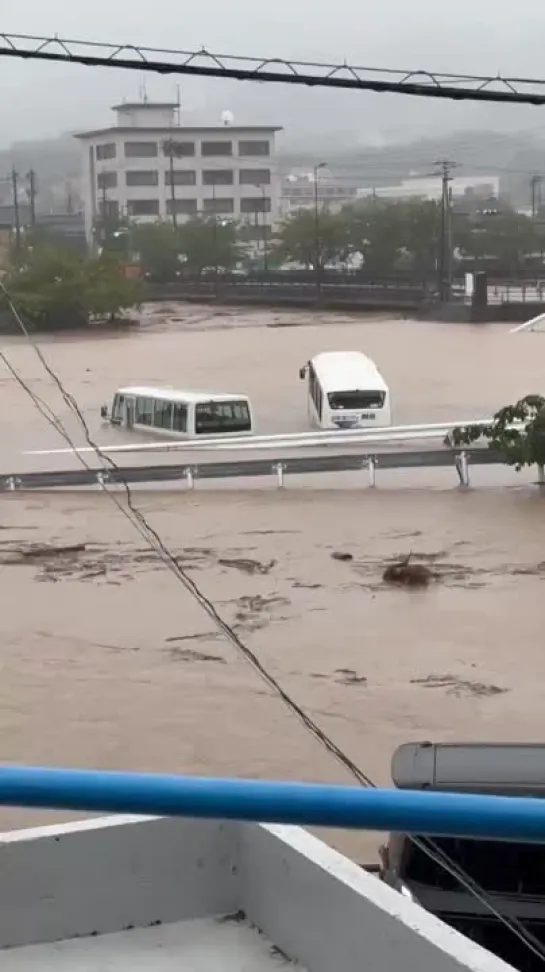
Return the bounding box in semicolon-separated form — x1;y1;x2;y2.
0;303;544;861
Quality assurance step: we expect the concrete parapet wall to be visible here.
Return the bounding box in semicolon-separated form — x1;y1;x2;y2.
0;815;515;972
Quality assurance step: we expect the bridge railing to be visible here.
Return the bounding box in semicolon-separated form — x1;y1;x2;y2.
0;766;544;842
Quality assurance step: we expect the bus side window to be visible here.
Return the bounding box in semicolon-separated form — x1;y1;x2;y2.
154;401;174;430
316;383;323;418
135;397;153;426
112;394;123;423
172;403;187;433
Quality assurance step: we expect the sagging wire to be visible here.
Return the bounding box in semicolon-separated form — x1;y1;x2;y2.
2;281;545;966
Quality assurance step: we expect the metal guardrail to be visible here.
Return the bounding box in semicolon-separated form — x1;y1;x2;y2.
0;765;544;841
1;448;502;492
25;419;498;458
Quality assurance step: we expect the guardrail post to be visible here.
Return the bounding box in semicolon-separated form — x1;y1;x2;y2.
273;462;285;488
184;467;195;490
454;451;470;487
367;457;376;488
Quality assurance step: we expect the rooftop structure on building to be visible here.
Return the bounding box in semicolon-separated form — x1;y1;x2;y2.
74;100;283;244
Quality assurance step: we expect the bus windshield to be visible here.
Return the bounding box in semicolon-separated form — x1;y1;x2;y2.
328;390;385;410
404;836;545;895
194;400;251;435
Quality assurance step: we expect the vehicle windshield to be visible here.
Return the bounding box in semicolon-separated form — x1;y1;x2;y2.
328;390;385;410
194;400;251;435
403;836;545;895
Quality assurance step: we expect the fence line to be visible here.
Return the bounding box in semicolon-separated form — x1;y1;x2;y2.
25;418;496;458
1;448;502;492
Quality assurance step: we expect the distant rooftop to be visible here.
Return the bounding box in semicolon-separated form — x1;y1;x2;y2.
112;101;180;111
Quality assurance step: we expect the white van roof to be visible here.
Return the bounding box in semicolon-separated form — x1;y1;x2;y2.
311;352;387;394
392;742;545;796
117;387;249;404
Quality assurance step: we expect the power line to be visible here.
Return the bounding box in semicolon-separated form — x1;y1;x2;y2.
1;285;545;966
2;32;545;104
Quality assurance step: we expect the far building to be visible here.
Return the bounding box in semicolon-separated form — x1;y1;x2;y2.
74;100;283;246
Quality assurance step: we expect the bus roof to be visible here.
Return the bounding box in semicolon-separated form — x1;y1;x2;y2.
310;351;387;393
116;387;249;404
392;742;545;796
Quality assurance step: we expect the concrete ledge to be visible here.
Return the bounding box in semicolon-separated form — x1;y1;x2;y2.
0;815;516;972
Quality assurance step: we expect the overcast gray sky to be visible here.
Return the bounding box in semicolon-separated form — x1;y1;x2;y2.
2;0;545;146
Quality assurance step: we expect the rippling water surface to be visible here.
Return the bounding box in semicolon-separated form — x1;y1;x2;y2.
0;304;544;859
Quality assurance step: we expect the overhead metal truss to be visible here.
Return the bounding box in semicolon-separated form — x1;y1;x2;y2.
1;31;545;105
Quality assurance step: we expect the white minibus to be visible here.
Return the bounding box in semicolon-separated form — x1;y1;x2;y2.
298;351;391;430
101;386;254;439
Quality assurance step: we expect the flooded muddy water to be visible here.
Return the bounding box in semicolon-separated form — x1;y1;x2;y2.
0;303;544;861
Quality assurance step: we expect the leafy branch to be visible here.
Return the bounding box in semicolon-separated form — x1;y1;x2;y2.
450;395;545;472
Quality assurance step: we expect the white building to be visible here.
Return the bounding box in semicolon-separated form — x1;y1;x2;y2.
74;101;282;244
281;173;358;216
357;174;500;203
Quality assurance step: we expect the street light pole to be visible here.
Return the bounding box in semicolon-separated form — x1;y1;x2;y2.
253;182;269;271
313;162;327;296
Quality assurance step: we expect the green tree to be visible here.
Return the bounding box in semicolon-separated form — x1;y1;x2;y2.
454;206;540;272
177;217;241;274
129;221;181;282
274;209;350;269
2;244;142;330
451;395;545;482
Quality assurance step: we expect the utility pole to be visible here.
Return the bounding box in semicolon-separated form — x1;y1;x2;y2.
252;182;269;271
531;175;542;218
211;179;218;294
313;161;327;296
435;159;456;302
163;141;177;229
27;169;37;226
11;167;21;251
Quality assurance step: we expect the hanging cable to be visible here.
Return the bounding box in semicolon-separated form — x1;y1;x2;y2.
2;281;545;965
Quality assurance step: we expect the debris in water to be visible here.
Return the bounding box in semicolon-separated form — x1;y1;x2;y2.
218;557;276;575
382;554;433;587
331;551;353;562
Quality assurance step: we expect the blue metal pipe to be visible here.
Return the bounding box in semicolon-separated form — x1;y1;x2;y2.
1;766;545;841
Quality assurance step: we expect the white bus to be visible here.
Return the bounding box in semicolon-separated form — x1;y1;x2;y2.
298;351;391;430
100;386;254;439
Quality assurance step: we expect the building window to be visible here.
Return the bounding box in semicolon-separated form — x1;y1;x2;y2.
124;141;158;158
163;140;195;158
97;171;118;189
239;169;271;185
201;141;232;157
238;140;270;156
125;170;159;187
202;170;234;186
166;199;198;215
240;197;272;213
203;198;235;214
126;199;160;216
99;200;119;218
165;170;197;186
96;143;117;161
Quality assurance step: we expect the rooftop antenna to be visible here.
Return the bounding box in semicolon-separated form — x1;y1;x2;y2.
139;75;148;104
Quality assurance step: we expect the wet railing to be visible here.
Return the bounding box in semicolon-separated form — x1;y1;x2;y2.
0;766;544;842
